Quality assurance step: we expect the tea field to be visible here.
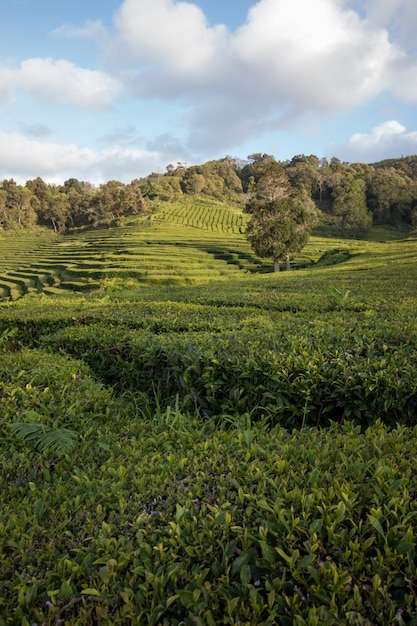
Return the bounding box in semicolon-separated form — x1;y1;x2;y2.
0;200;269;300
1;217;417;624
0;198;345;301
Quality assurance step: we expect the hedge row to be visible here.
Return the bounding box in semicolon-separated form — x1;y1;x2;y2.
1;349;417;624
40;307;417;428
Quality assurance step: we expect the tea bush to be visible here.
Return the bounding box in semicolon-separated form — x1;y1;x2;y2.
39;306;417;428
1;233;417;623
2;418;417;624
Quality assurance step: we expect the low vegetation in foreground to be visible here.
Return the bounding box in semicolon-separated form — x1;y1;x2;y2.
0;225;417;624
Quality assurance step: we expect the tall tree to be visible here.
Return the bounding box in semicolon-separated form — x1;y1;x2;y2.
45;190;70;232
365;167;417;226
332;173;371;237
0;179;36;229
245;196;314;271
95;180;125;221
256;161;290;201
243;157;316;271
0;188;7;228
285;154;320;198
123;180;147;215
26;177;54;227
60;178;96;228
181;170;207;196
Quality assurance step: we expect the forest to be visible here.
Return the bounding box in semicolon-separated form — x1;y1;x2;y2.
1;153;417;236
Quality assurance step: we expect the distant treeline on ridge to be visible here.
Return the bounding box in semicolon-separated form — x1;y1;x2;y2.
1;153;417;237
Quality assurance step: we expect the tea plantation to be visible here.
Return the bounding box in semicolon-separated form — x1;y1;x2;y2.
0;200;269;299
1;218;417;624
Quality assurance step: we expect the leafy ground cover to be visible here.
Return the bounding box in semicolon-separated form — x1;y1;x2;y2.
0;229;417;624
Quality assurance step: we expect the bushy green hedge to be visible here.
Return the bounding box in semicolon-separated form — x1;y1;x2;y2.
0;349;119;435
2;408;417;624
1;237;417;623
41;308;417;428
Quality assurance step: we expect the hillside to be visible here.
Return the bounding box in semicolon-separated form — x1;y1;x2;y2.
1;210;417;623
1;196;413;302
2;153;417;237
0;200;257;300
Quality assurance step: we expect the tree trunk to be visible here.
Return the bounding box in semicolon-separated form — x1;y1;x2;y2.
274;260;280;272
286;256;291;271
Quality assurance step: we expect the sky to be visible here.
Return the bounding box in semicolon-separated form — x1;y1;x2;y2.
1;0;417;185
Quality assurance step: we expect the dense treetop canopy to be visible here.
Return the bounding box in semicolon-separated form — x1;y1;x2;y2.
1;154;417;236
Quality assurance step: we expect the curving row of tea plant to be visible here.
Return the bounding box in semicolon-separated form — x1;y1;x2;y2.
1;348;417;624
37;310;415;429
0;219;276;300
1;232;417;623
0;196;370;301
153;198;247;234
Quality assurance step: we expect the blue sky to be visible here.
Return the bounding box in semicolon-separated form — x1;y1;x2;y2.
1;0;417;184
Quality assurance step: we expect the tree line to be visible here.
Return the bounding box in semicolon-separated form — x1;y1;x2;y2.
1;153;417;236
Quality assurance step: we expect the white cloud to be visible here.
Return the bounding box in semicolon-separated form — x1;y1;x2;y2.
0;130;178;184
51;19;107;39
0;130;97;180
3;0;417;182
18;58;119;108
113;0;228;77
97;146;165;182
336;120;417;162
387;55;417;102
0;67;16;104
0;58;119;109
232;0;393;111
110;0;413;155
364;0;417;50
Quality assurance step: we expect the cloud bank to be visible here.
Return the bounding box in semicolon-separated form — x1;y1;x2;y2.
340;121;417;163
1;0;417;182
111;0;416;153
0;58;119;109
0;130;167;185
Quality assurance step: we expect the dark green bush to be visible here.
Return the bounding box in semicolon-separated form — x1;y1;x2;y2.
2;421;417;624
41;313;417;428
317;248;352;266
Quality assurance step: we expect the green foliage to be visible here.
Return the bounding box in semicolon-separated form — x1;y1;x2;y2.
330;285;351;302
39;310;417;429
2;153;417;239
1;233;417;623
331;173;372;237
2;418;417;624
317;248;352;266
0;348;123;440
10;421;78;457
245;196;314;270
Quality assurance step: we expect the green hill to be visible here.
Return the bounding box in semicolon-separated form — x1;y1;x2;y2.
1;215;417;624
1;198;413;301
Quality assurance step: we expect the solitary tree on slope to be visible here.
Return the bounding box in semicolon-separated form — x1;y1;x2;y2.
244;159;316;271
245;196;314;271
